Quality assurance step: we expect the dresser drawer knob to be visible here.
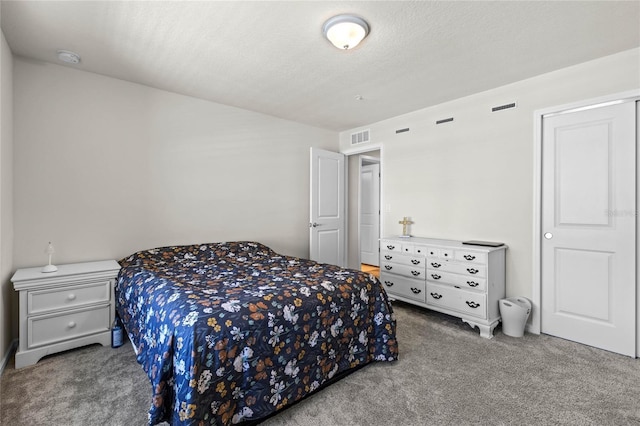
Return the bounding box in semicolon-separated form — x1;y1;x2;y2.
384;281;394;287
466;268;479;275
410;287;422;294
411;271;421;277
384;255;393;260
384;265;393;271
463;255;476;261
411;259;421;265
467;281;479;287
430;292;442;300
67;321;77;329
431;274;441;280
67;293;76;301
387;245;395;250
466;301;480;309
430;263;441;268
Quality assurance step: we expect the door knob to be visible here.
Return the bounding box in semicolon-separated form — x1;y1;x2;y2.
309;222;322;228
544;232;553;239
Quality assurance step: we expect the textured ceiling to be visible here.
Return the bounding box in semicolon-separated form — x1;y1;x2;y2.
2;1;639;131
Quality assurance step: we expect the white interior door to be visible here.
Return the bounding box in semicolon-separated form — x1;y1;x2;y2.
310;147;345;267
541;101;636;357
360;162;380;266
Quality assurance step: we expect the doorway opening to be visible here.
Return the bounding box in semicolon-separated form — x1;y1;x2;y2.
346;149;381;276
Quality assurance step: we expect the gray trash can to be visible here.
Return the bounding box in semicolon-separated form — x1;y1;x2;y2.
499;297;531;337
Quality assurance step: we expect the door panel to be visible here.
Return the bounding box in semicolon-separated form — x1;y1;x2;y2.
360;163;380;266
541;101;636;357
310;148;345;267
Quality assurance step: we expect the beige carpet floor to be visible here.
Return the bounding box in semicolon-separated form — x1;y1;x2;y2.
1;301;639;425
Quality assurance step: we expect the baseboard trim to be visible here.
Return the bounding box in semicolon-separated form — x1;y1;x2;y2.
0;339;18;375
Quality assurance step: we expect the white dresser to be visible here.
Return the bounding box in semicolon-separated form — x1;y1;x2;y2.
380;237;506;338
11;260;121;368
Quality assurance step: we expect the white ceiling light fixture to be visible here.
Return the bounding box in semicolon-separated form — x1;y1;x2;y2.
322;14;369;50
57;50;81;64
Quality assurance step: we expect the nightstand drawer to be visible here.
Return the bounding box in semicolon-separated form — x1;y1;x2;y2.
28;280;111;315
28;304;110;349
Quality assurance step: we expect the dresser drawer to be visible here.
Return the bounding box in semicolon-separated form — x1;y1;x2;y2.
380;272;426;303
28;280;111;315
380;240;402;252
426;270;487;291
454;250;488;264
425;248;453;260
427;261;486;278
381;253;425;268
28;304;110;349
381;262;426;279
426;283;486;319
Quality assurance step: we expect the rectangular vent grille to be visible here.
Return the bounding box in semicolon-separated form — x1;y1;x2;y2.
492;102;517;112
436;117;454;125
351;129;370;145
395;128;410;134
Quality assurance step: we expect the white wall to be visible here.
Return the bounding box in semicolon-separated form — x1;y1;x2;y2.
0;26;14;363
339;48;640;304
13;58;338;269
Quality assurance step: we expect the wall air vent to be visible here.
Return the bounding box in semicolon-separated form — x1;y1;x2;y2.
436;117;454;125
351;129;370;145
492;102;517;112
395;128;410;134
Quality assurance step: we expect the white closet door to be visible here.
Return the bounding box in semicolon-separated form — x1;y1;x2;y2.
541;101;636;357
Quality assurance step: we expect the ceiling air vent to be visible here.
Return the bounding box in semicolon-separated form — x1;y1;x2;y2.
492;102;517;112
351;129;370;145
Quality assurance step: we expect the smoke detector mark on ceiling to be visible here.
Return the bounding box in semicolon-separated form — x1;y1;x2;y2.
57;50;81;64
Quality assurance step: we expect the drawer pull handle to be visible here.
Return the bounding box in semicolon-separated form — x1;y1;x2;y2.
467;281;479;287
411;259;421;265
443;253;449;257
385;265;393;271
411;271;421;277
387;245;395;250
416;249;422;254
410;287;422;294
67;293;76;301
431;274;441;280
384;281;394;287
67;321;77;329
463;255;476;261
430;262;441;268
430;293;442;299
384;255;392;260
466;301;480;309
467;268;479;275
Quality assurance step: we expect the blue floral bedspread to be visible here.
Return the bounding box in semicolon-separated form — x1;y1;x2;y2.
115;241;398;425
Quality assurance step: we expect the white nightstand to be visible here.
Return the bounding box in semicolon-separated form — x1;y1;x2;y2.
11;260;121;368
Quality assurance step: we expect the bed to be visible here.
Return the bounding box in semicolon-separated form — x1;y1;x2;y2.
115;241;398;425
